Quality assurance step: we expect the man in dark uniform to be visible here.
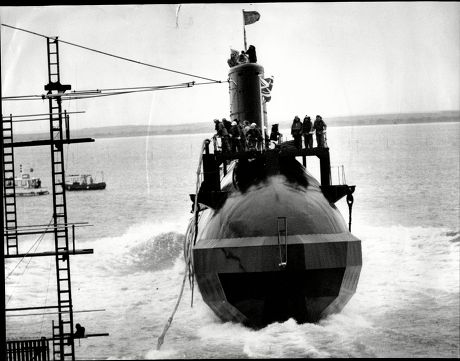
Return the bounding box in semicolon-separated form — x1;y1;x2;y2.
302;116;313;149
229;121;241;153
291;116;302;150
246;45;257;63
214;119;230;153
313;115;327;148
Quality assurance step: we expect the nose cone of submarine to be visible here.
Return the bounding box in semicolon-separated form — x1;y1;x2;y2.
200;175;349;240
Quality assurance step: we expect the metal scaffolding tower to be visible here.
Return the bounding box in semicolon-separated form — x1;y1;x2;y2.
2;36;102;361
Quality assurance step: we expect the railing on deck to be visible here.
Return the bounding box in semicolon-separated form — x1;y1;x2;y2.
331;165;347;185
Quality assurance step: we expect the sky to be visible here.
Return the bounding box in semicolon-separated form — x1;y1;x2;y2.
0;2;459;133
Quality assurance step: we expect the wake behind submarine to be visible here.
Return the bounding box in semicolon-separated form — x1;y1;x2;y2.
187;56;362;329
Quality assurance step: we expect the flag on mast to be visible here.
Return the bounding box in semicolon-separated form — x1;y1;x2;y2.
243;10;261;25
243;10;260;51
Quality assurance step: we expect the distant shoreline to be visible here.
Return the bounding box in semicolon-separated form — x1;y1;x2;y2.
13;111;460;141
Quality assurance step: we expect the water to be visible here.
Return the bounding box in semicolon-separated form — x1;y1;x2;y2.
5;122;459;359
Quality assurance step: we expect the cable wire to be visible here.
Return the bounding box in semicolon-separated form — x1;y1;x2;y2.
2;80;224;102
1;23;223;83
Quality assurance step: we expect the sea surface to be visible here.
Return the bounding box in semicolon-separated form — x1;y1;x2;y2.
5;121;460;359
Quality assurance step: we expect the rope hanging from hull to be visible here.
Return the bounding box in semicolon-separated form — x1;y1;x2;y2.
156;140;207;350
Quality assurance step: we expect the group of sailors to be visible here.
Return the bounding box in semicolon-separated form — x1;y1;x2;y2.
213;118;265;153
227;45;257;67
213;114;327;154
291;115;327;150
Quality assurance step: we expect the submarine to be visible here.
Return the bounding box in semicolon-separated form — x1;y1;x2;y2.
188;58;362;328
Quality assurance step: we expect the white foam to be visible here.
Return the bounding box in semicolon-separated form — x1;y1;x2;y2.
7;219;459;358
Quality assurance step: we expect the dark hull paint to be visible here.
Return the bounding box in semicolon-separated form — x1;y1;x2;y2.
65;183;106;191
192;168;362;328
16;190;49;196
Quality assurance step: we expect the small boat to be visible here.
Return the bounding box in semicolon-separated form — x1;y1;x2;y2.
65;173;106;191
11;172;49;197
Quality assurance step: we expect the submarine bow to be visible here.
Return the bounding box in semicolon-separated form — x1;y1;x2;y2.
190;60;362;328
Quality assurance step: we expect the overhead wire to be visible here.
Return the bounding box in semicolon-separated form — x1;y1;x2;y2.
1;23;224;83
2;80;222;102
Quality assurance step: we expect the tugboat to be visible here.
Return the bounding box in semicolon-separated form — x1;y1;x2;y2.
188;57;362;328
10;169;49;196
65;173;106;191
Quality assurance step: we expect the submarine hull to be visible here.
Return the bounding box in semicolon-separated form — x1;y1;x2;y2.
192;172;362;328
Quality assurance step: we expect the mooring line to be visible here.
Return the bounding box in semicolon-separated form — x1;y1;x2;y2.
156;140;208;350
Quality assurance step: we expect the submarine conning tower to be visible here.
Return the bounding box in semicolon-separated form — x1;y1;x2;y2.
193;60;357;213
228;63;268;134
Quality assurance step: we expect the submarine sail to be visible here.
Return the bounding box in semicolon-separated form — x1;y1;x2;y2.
189;57;362;328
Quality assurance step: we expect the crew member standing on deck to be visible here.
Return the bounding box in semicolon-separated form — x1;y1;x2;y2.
242;120;251;150
302;115;313;149
222;118;232;134
236;119;247;151
247;123;262;151
269;123;282;145
214;119;230;153
246;45;257;63
291;116;303;150
313;115;327;148
229;121;241;153
237;51;249;64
